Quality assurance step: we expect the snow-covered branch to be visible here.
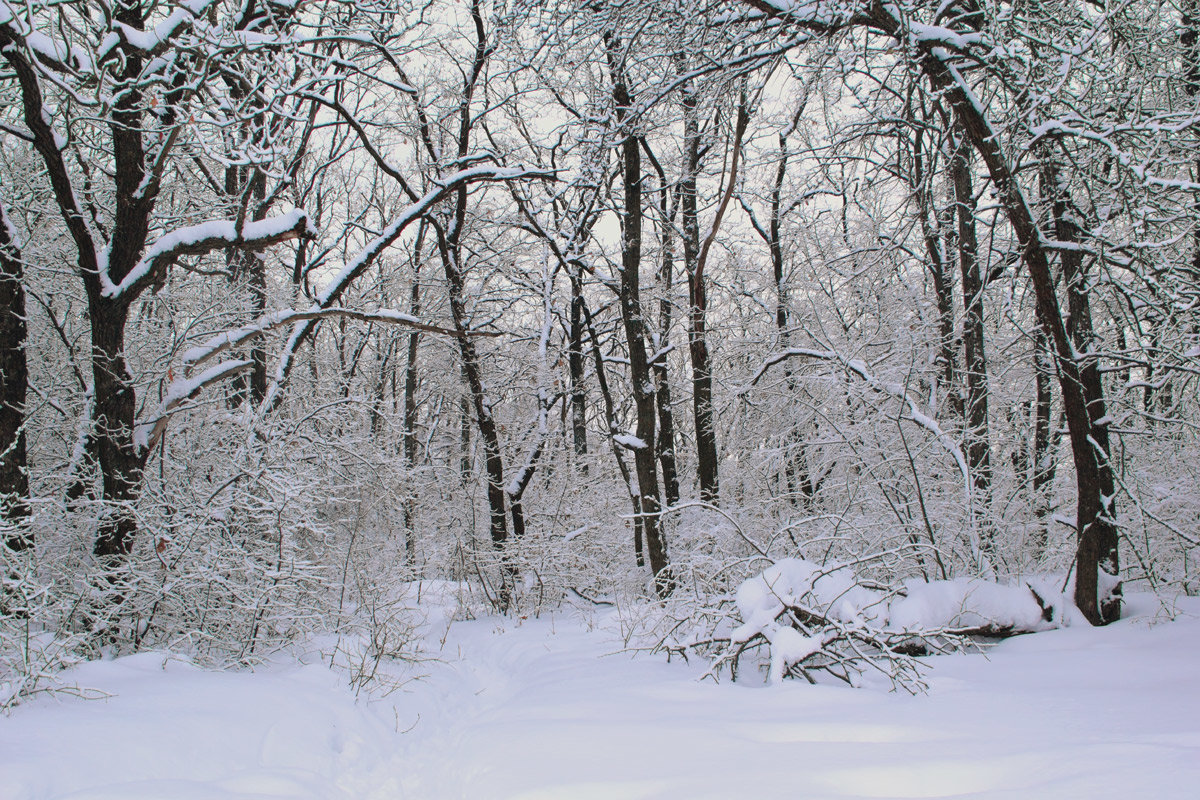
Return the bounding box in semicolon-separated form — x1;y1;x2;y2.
180;306;494;369
103;210;314;300
140;305;502;453
135;359;253;452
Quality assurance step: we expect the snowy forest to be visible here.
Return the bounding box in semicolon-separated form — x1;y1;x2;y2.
3;0;1200;734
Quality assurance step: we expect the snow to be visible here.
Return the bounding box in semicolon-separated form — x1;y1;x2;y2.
890;577;1071;631
181;307;420;367
103;210;311;299
733;558;1075;639
3;593;1200;799
613;433;648;450
24;31;93;73
96;2;214;61
906;22;984;51
767;625;822;684
133;359;252;450
563;525;589;542
733;558;885;643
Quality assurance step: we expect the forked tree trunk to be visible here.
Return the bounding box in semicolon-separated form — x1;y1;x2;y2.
643;142;681;508
607;34;672;595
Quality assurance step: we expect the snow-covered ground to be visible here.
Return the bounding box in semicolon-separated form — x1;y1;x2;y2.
3;592;1199;799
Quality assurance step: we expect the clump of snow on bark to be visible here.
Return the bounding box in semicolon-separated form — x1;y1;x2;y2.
766;626;822;684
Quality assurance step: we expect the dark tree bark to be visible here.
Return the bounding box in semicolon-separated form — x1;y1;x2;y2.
0;201;30;546
226;167;269;407
642;142;681;508
606;34;672;594
1031;326;1058;556
951;131;994;557
568;274;590;473
1043;156;1119;616
677;67;721;506
402;254;422;565
88;302;142;562
89;0;152;563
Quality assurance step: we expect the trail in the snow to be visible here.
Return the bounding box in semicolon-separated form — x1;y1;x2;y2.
387;596;1200;799
2;594;1199;799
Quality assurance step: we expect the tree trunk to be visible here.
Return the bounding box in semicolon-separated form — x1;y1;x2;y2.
403;262;421;565
226;167;269;407
607;35;671;594
568;274;590;473
92;2;152;563
89;298;144;562
0;201;30;546
677;72;720;506
951;131;994;558
1042;157;1119;621
644;143;681;508
1031;326;1057;556
443;244;513;609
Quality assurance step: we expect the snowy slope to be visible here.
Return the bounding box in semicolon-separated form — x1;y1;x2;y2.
2;593;1199;799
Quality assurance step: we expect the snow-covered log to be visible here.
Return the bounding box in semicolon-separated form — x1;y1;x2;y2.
688;559;1076;691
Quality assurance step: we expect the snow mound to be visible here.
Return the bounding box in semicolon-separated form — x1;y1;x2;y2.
732;558;885;643
890;578;1063;632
